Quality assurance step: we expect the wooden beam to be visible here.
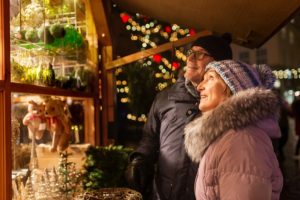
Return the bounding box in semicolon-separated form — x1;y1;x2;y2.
89;0;112;46
104;30;212;71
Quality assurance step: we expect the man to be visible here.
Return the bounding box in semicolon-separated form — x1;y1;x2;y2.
126;33;233;200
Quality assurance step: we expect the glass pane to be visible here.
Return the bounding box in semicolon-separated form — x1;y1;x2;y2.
10;0;96;92
11;93;93;199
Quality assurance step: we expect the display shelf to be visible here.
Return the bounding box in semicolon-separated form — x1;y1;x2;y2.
11;82;95;98
1;0;103;199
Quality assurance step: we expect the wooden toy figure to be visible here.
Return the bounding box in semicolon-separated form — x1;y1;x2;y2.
44;99;71;152
23;100;46;140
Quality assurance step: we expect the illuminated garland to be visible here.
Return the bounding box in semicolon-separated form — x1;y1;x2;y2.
273;68;300;79
116;10;197;122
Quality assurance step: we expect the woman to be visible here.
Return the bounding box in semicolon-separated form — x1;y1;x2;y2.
184;60;283;200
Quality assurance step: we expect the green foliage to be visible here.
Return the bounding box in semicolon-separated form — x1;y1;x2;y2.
73;66;95;92
58;152;82;199
45;26;83;50
11;60;26;81
49;24;66;38
41;64;56;86
82;145;133;190
11;60;94;92
16;25;83;52
123;61;159;115
38;26;55;44
25;29;38;42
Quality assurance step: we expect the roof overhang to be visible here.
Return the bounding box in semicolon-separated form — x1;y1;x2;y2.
113;0;300;48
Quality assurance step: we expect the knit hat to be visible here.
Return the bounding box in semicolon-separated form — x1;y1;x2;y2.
192;33;232;61
205;60;275;94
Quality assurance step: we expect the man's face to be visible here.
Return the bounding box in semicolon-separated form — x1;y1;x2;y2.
184;46;214;85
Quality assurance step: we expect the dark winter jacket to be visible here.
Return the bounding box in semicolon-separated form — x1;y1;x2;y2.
135;76;199;200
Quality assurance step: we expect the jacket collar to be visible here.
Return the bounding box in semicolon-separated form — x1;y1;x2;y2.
168;76;199;102
184;88;280;162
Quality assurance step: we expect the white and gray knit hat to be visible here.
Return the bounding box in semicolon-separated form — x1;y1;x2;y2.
205;60;275;94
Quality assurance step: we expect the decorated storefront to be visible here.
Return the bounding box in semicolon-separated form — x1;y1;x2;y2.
1;0;300;199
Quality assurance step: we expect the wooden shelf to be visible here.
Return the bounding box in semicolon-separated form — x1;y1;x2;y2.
11;82;95;98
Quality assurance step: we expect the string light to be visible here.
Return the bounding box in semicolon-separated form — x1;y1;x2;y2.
116;11;196;121
273;68;300;79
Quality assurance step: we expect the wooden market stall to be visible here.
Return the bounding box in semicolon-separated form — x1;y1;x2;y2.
1;0;103;199
1;0;300;199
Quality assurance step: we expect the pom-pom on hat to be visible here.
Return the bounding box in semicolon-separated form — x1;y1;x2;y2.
192;33;233;61
205;60;275;94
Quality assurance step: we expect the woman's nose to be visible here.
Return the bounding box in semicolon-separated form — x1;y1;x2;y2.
197;83;204;92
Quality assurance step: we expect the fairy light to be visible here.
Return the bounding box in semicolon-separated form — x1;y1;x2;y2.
116;11;197;122
131;35;138;40
124;87;129;93
155;73;162;78
121;98;129;103
272;68;300;80
126;25;131;30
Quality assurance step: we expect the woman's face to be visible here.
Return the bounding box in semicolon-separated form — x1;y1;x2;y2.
197;69;231;112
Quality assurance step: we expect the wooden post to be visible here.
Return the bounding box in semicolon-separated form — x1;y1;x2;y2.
100;46;115;145
89;0;113;145
0;0;12;199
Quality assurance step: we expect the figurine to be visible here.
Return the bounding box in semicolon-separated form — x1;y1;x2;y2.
23;100;46;140
44;99;71;152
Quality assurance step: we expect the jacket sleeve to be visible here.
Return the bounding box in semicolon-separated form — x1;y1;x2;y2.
218;171;273;200
133;93;162;163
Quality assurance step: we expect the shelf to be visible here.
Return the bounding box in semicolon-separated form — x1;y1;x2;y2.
11;82;95;98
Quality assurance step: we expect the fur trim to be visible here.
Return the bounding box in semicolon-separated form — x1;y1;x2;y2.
184;88;279;162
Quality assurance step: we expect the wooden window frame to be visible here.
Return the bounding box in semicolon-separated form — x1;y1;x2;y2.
0;0;101;199
1;0;12;198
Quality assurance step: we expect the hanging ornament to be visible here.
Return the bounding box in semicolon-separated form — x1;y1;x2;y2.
172;62;180;70
143;16;149;22
120;13;131;23
189;28;196;35
153;54;162;64
164;26;172;34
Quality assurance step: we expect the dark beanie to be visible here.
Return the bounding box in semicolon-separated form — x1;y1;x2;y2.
192;33;233;61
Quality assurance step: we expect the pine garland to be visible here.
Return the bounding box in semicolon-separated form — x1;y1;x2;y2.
82;145;133;190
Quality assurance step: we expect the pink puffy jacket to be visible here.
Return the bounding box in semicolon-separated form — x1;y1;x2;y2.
185;88;283;200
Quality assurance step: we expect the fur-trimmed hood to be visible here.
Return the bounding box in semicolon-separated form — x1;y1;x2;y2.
184;88;280;162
